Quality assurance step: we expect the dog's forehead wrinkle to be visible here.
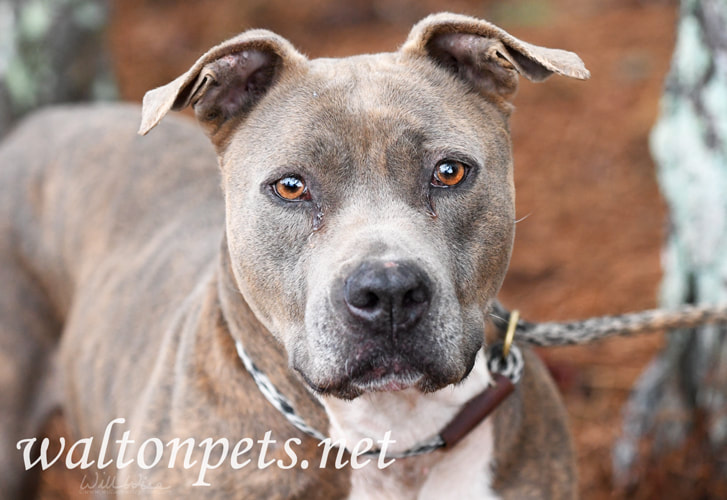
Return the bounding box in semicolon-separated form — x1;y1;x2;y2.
302;55;487;127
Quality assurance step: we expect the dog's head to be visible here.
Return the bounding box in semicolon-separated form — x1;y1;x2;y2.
140;13;588;399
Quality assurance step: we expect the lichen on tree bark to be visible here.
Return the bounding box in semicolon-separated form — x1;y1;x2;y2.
0;0;115;137
614;0;727;488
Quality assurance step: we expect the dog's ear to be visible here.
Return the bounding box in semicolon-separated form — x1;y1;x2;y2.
401;13;589;103
138;30;306;149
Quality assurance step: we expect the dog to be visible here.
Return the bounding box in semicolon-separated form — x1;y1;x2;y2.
0;12;589;499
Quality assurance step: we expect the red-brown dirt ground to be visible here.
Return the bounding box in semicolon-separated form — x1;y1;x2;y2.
36;0;725;498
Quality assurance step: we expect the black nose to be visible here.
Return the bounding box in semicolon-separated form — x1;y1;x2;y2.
343;261;431;335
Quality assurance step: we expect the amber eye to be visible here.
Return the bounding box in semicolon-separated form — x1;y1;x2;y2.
432;161;467;187
273;175;309;201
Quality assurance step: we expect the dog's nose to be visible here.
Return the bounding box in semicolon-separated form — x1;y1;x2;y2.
343;261;431;335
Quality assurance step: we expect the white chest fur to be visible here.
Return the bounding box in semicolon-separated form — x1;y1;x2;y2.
320;351;501;499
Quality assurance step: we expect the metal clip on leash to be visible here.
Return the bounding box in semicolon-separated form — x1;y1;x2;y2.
487;309;524;385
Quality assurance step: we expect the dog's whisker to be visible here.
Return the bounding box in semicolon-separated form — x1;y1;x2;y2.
514;213;532;224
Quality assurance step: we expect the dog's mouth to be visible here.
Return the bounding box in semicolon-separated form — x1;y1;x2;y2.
299;366;423;399
348;358;423;393
297;348;466;400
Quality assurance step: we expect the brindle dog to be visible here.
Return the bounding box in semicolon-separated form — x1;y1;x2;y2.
0;13;588;499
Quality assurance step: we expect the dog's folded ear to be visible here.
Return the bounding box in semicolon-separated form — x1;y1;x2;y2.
138;30;306;148
401;13;589;103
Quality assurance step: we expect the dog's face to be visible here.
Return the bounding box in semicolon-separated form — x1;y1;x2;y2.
140;13;589;399
223;55;515;399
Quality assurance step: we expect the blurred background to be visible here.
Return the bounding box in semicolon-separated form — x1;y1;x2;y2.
3;0;725;498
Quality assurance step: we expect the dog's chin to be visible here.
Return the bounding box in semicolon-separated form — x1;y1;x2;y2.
350;369;423;393
296;356;474;401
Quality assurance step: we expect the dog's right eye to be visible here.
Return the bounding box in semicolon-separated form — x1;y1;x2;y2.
273;175;310;202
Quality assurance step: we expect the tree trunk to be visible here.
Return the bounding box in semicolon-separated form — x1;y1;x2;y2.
0;0;115;137
614;0;727;495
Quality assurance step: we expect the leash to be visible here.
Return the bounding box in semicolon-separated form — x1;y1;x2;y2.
490;301;727;346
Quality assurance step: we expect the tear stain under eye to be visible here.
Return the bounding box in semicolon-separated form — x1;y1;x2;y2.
425;191;438;218
312;202;324;231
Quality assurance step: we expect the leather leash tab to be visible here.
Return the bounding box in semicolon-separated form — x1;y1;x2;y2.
439;373;515;448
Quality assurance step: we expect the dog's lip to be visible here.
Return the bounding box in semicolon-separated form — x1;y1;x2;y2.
348;357;423;392
296;339;468;398
298;360;457;399
351;370;423;392
299;354;426;397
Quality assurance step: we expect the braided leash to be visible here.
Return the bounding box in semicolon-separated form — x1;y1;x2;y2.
490;301;727;346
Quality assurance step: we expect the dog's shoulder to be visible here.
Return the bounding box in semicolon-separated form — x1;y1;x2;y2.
491;347;577;499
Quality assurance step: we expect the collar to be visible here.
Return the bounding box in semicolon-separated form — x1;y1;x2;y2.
233;323;523;459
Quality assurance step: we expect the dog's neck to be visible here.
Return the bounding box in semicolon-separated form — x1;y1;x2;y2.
320;352;498;499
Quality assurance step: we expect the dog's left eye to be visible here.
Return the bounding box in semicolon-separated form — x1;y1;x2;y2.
431;161;467;188
273;175;310;201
